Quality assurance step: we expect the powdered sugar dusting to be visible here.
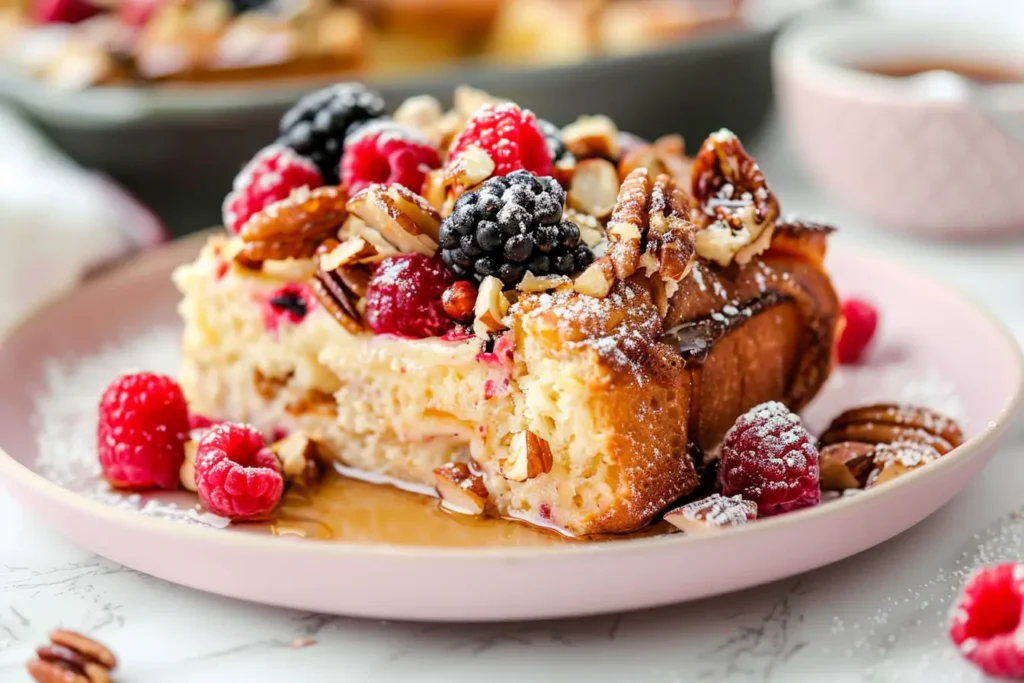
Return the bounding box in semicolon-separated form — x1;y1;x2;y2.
33;325;229;529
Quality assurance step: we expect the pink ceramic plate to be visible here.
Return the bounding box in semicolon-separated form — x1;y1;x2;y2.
0;235;1020;622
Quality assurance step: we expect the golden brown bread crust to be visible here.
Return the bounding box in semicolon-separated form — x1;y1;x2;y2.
513;240;839;535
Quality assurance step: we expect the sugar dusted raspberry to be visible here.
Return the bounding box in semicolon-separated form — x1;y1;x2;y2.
222;144;323;235
449;103;554;178
364;254;457;338
950;563;1024;679
34;0;99;23
259;283;316;332
97;372;190;490
341;121;441;196
718;401;820;516
194;423;284;520
837;298;878;365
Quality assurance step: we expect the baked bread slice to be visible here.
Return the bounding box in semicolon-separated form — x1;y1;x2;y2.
174;92;839;537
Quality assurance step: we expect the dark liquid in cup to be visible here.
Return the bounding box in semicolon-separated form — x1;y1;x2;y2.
860;59;1023;84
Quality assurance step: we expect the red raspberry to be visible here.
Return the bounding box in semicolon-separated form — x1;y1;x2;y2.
222;144;323;235
449;103;554;178
340;121;440;196
194;423;284;520
34;0;99;23
364;254;456;338
119;0;159;28
837;298;878;365
950;563;1024;679
717;401;820;516
97;372;190;490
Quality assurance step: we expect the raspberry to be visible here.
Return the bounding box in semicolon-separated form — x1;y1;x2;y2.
194;423;284;520
837;298;879;365
97;372;190;490
717;401;820;516
364;254;456;338
34;0;99;23
222;144;323;235
438;171;592;286
259;283;316;332
340;121;441;196
118;0;159;27
950;563;1024;679
278;83;386;184
449;103;553;178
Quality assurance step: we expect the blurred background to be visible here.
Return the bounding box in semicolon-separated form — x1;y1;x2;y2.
0;0;1021;328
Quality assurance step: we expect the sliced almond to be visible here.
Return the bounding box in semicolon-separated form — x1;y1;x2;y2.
562;114;620;160
518;272;569;293
346;185;440;255
501;430;554;482
433;462;488;515
180;439;198;492
318;236;378;271
568;158;620;219
446;144;496;191
573;257;615;298
663;494;757;535
474;275;510;337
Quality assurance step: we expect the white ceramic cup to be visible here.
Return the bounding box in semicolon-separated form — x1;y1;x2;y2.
773;12;1024;238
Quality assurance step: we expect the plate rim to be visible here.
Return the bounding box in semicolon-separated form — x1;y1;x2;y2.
0;236;1020;561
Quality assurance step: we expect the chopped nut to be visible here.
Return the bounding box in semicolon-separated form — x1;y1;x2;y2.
393;94;444;140
664;494;757;534
690;129;779;267
441;281;478;322
564;208;605;247
819;442;876;490
568;158;620;219
421;167;450;214
180;439;198;492
573;257;615;298
562;114;620;160
820;403;963;456
433;462;488;515
502;430;554;482
868;442;941;488
453;85;504;118
517;272;569;293
473;276;510;337
318;236;379;271
270;432;322;487
346;184;441;255
235;185;348;268
446;144;496;194
617;134;690;185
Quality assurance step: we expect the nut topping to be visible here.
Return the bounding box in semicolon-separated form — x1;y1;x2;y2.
346;184;441;255
562;114;620;160
235;185;348;268
501;430;554;482
311;239;365;334
441;280;478;322
517;272;570;293
568;158;620;219
690;129;779;267
868;442;941;488
663;494;757;534
28;630;116;683
180;438;199;492
473;275;510;338
617;134;691;186
818;442;876;491
270;431;322;488
603;168;696;293
573;256;615;298
820;404;963;456
433;462;488;515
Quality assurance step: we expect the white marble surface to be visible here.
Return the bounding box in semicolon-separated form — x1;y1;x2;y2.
1;122;1023;683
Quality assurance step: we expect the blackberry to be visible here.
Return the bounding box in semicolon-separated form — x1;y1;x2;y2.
537;118;570;164
438;170;594;287
277;83;386;184
227;0;270;13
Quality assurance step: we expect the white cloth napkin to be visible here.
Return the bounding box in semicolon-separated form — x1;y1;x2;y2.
0;105;165;331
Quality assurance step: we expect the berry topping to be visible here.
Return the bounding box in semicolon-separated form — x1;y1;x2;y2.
118;0;159;27
950;563;1024;679
97;372;190;490
364;254;457;338
537;118;570;164
837;298;879;365
717;401;820;516
449;103;553;178
277;83;386;184
438;171;593;286
227;0;270;13
194;423;284;520
340;121;441;196
260;283;316;331
222;144;323;235
34;0;100;23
